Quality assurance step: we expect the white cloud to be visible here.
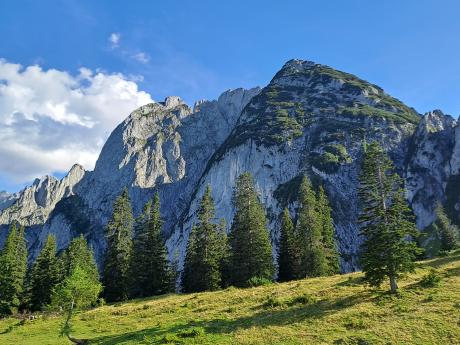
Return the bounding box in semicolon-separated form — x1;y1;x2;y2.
132;52;150;64
109;32;120;48
0;59;154;184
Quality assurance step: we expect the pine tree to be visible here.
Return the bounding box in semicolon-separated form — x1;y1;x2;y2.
0;222;28;315
317;186;340;274
432;202;459;251
358;142;420;293
103;188;134;302
129;192;172;298
277;208;296;282
59;235;99;283
29;234;60;311
228;172;274;287
295;176;327;278
182;186;225;292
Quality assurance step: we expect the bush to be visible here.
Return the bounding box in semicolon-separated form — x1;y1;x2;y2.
420;269;442;288
263;296;284;308
247;276;272;287
288;294;316;306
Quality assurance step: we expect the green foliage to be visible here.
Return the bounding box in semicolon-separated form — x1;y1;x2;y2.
51;265;102;337
419;269;442;288
228;172;274;287
358;142;421;293
59;234;99;283
277;208;296;282
317;186;340;274
311;144;352;173
182;186;227;292
130;193;173;298
28;234;60;311
103;188;134;302
294;176;327;278
0;222;27;315
247;276;273;287
433;203;459;251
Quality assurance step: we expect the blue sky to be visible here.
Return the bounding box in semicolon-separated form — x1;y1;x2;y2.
0;0;459;192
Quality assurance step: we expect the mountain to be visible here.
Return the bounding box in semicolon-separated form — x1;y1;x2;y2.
0;59;459;271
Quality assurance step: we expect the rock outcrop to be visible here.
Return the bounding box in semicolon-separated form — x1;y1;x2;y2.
0;59;459;272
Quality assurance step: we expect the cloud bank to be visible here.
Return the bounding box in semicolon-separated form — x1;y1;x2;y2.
0;59;153;184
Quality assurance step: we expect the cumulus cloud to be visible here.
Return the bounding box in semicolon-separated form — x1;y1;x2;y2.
109;32;120;48
0;59;153;184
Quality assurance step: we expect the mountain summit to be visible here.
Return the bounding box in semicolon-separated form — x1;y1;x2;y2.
0;60;458;271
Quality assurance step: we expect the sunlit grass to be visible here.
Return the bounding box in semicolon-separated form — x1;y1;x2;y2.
1;251;460;344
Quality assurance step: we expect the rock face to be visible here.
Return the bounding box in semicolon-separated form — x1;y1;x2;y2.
0;59;459;272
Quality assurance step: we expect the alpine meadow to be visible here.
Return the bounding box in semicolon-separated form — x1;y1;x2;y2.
1;1;460;344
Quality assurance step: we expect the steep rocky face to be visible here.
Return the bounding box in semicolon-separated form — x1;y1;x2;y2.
0;191;18;211
168;59;420;272
0;88;260;262
0;164;85;227
405;110;457;228
1;59;459;272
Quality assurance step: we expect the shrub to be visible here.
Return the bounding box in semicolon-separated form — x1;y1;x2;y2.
288;294;316;306
420;269;442;288
247;276;272;287
263;296;284;308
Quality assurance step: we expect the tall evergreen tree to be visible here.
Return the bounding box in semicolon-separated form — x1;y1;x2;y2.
277;208;296;282
295;176;327;278
0;222;28;315
358;142;420;293
59;235;99;282
129;192;172;298
228;172;274;287
103;188;134;302
317;186;340;274
432;202;459;251
182;186;225;292
29;234;60;311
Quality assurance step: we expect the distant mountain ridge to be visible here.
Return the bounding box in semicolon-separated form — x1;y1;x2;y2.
0;59;459;272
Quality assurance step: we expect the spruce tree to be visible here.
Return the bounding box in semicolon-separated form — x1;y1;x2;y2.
432;202;459;251
0;222;28;315
317;186;340;274
129;192;172;298
59;235;99;283
358;142;420;293
295;176;327;278
29;234;60;311
228;172;274;287
182;186;224;292
277;208;296;282
103;188;134;302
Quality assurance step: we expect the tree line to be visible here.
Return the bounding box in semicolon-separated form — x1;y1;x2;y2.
0;141;459;321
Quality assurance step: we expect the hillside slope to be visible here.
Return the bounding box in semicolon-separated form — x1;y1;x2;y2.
1;253;460;345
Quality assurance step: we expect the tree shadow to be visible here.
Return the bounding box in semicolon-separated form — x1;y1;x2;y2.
89;290;374;344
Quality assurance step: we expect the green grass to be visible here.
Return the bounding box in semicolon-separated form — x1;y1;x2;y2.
2;253;460;344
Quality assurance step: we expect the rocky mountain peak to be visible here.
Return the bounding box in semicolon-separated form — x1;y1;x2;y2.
419;110;456;133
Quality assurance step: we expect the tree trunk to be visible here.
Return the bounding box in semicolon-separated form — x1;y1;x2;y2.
389;275;398;293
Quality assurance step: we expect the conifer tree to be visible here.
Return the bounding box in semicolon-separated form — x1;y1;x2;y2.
358;142;420;293
431;202;459;252
103;188;134;302
0;222;28;315
182;186;225;292
129;192;172;298
228;172;274;286
59;235;99;283
29;234;60;311
317;186;340;274
295;176;327;278
277;208;296;282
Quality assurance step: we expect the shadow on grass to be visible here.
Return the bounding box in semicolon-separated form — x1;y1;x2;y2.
89;291;374;344
421;252;460;269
